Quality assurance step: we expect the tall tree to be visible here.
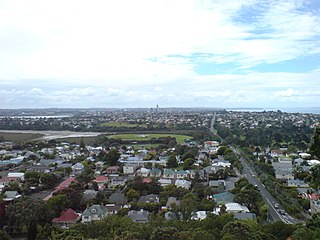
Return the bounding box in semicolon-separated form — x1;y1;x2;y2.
167;155;178;168
105;149;120;166
309;126;320;159
6;197;53;239
309;165;320;190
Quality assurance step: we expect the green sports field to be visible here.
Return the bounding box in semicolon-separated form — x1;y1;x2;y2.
107;133;192;144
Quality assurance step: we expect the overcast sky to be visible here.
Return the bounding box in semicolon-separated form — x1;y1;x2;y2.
0;0;319;109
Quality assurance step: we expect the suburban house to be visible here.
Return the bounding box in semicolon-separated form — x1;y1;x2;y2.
7;172;25;181
0;177;20;191
272;161;294;180
209;180;226;193
163;169;176;179
106;166;120;174
82;205;107;223
3;191;21;202
175;179;191;189
27;165;51;173
105;204;122;215
123;164;139;175
287;179;309;188
128;209;149;223
176;170;189;179
108;192;127;205
166;197;181;208
138;194;159;203
149;168;162;178
226;203;250;213
191;211;207;220
72;162;85;175
93;175;108;190
136;168;150;177
109;176;127;188
158;178;172;187
52;208;80;228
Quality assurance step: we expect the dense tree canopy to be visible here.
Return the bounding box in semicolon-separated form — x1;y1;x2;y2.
309;126;320;159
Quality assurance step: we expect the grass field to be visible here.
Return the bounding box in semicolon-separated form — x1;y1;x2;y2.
100;122;150;128
0;132;44;143
107;133;192;144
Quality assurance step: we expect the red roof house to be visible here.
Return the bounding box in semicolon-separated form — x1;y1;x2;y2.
52;208;80;228
44;177;77;201
93;175;108;190
142;177;152;184
94;175;108;183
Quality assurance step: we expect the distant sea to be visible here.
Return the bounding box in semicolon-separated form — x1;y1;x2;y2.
0;115;71;118
227;107;320;114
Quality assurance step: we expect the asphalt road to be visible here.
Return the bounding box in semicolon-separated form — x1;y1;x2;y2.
231;147;300;224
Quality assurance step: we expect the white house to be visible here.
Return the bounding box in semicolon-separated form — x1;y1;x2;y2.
226;203;250;213
123;164;138;175
136;167;150;177
7;172;25;181
175;179;191;189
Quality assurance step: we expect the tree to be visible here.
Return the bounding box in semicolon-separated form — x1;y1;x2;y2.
309;165;320;190
150;227;178;240
76;166;94;184
51;229;84;240
105;149;121;166
47;194;71;217
290;227;315;240
306;212;320;229
234;185;261;211
95;191;107;204
0;230;11;240
264;221;296;240
40;173;58;189
309;126;320;159
183;158;195;170
126;189;140;202
56;181;83;211
167;155;178;168
178;193;198;220
6;197;53;239
222;221;266;240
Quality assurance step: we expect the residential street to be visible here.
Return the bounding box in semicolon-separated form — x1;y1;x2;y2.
231;146;301;224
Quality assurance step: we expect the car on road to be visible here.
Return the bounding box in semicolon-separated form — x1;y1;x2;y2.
274;203;279;209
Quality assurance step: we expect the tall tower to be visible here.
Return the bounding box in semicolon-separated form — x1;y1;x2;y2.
156;104;159;114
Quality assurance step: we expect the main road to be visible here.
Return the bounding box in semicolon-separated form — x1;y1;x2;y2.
230;146;301;224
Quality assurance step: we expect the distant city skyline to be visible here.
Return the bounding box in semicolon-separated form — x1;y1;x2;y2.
0;0;319;109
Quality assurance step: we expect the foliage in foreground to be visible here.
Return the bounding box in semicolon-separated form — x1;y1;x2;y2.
32;213;320;240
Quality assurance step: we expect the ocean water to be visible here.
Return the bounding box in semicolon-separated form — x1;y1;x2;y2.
228;108;320;114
